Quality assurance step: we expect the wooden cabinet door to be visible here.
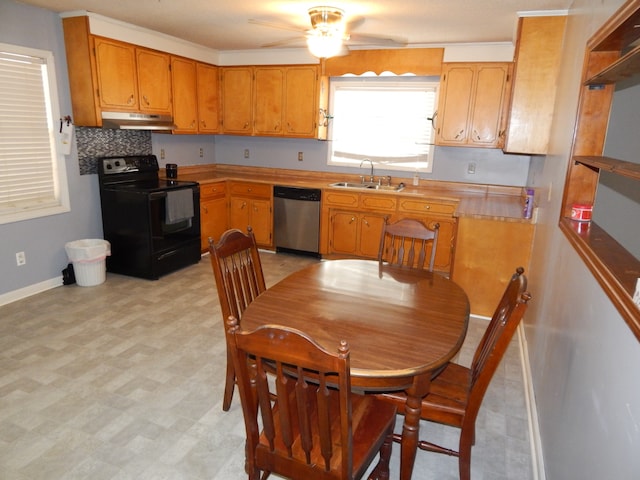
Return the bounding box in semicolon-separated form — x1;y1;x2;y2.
254;67;283;135
197;63;219;133
221;67;253;134
330;211;359;255
229;197;251;233
284;66;318;137
358;214;386;257
250;199;272;246
468;64;510;147
436;63;511;148
94;37;138;111
136;49;172;114
171;56;198;133
436;65;474;145
200;196;228;251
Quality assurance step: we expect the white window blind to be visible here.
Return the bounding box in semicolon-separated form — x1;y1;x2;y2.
0;43;69;224
328;76;438;172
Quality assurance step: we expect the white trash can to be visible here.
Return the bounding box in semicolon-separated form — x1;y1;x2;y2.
64;239;111;287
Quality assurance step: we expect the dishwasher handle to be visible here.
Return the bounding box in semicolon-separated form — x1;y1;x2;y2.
273;185;321;202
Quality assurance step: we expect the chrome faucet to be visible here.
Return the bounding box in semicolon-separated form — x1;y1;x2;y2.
360;158;374;183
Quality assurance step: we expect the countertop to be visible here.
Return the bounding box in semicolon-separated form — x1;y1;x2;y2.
168;164;534;223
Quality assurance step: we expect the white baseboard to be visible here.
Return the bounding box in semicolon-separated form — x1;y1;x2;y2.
517;323;545;480
0;277;62;307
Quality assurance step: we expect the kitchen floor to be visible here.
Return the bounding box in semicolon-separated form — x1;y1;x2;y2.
0;252;533;480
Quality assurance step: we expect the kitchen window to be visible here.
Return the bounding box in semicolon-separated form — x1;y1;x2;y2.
0;43;70;225
327;76;438;173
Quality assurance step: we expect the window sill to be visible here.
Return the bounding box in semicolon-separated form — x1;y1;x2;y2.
559;217;640;340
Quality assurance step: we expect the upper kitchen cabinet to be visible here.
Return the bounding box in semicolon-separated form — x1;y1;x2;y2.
503;15;566;154
62;16;172;126
171;56;198;133
220;66;254;135
172;58;220;134
221;65;320;138
435;63;512;148
196;63;219;133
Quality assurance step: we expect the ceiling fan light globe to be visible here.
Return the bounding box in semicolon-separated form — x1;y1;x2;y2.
308;6;345;33
306;33;343;58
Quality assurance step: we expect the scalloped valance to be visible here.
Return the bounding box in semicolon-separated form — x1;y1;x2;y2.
322;48;444;77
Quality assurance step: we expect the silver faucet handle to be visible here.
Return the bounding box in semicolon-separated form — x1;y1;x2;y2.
386;175;392;186
359;175;365;184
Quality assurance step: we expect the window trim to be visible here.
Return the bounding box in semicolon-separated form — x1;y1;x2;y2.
0;42;70;225
326;75;439;173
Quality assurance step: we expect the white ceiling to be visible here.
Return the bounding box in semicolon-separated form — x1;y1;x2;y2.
17;0;571;51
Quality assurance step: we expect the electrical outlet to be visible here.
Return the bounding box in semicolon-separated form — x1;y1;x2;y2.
16;251;26;266
160;148;165;160
244;149;250;159
467;162;476;174
298;152;304;161
199;147;204;158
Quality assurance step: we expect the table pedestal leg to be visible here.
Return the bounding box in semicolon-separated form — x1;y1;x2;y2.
400;375;430;480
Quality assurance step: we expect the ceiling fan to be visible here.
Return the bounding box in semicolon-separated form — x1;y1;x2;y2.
249;6;406;58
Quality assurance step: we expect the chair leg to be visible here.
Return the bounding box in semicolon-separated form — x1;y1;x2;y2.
368;428;393;480
222;349;235;411
458;433;473;480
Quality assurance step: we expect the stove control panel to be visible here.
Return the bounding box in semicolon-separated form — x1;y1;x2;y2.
100;155;159;175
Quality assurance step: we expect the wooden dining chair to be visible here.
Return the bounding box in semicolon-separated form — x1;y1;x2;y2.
378;267;531;480
378;218;440;271
209;227;267;411
226;317;397;480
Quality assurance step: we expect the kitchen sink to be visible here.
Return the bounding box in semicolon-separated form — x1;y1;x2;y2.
329;181;404;192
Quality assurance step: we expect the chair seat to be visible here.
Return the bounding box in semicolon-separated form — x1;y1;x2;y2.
257;393;397;480
379;362;471;428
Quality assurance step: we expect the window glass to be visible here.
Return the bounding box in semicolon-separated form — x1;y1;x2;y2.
0;43;70;224
328;76;438;173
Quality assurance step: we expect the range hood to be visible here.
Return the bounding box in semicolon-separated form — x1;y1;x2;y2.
101;112;176;131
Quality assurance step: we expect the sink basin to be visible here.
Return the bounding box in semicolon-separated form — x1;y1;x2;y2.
329;181;404;192
329;182;369;189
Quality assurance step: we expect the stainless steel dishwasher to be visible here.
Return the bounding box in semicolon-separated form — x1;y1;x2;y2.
273;186;321;257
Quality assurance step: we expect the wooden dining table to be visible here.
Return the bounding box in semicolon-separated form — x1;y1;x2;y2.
240;259;470;480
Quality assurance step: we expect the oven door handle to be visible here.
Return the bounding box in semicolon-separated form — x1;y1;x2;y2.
149;192;167;200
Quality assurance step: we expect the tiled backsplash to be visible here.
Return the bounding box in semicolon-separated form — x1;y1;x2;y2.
76;127;152;175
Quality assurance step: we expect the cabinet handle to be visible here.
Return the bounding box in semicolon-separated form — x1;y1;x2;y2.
274;122;280;131
203;206;208;214
244;122;249;129
473;129;481;141
190;120;196;128
362;218;370;227
425;205;430;210
454;129;464;139
127;94;135;105
142;95;150;106
201;120;207;128
287;122;292;132
349;216;355;224
241;201;247;210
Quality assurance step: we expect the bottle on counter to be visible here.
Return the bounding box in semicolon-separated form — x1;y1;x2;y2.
523;188;534;219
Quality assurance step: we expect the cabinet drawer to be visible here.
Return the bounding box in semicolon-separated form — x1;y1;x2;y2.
323;191;359;207
200;182;226;199
228;182;271;198
360;194;397;212
398;198;457;215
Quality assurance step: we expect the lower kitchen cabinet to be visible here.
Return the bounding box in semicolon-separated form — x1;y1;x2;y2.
228;181;273;247
451;217;534;316
200;182;227;252
396;197;458;274
329;211;386;258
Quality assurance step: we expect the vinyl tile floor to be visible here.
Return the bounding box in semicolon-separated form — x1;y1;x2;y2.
0;252;533;480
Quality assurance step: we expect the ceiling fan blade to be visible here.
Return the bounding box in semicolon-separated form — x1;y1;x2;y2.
346;15;365;31
248;18;306;34
348;33;407;47
261;36;306;48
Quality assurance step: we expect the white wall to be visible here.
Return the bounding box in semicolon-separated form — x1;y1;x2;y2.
524;0;640;478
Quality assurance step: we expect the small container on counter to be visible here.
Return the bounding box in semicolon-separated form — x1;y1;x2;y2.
166;163;178;179
523;188;534;219
570;203;593;222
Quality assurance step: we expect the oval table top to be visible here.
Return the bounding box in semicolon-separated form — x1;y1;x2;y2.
241;259;470;390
